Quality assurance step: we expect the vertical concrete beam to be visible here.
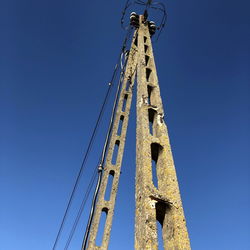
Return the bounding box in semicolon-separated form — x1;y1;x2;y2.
135;16;191;249
86;31;138;250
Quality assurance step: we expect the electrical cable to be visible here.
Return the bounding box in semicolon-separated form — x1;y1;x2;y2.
99;28;132;169
150;1;167;41
52;27;132;250
64;167;98;250
52;79;113;250
81;29;132;250
81;56;128;250
52;30;131;250
121;0;132;29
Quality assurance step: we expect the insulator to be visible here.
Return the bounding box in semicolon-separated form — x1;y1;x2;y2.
130;12;139;28
130;13;137;20
149;21;156;27
148;21;156;36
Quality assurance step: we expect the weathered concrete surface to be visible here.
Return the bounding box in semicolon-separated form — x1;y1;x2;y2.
135;16;191;249
86;33;138;250
86;15;191;250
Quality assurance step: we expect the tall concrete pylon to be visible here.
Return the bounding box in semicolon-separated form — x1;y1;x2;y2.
86;15;190;250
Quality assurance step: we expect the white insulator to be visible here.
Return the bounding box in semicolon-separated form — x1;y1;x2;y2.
130;12;137;18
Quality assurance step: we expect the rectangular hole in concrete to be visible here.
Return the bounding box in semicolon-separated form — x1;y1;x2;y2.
151;143;163;188
144;36;147;43
144;45;148;53
125;80;130;91
95;208;108;247
147;85;153;105
104;170;115;201
145;55;150;66
146;68;152;82
122;94;128;112
117;115;124;136
148;108;156;135
111;140;120;165
151;155;158;188
134;34;138;47
156;202;169;249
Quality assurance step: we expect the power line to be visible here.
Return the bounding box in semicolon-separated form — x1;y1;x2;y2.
52;57;117;250
52;84;112;250
52;28;133;250
64;167;98;250
81;29;132;250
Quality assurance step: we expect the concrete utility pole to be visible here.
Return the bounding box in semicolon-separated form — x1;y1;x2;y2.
86;15;190;250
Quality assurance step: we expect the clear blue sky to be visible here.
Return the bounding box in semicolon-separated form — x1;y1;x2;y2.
0;0;249;249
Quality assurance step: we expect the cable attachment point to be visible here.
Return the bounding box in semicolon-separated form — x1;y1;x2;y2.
124;50;130;62
98;164;103;172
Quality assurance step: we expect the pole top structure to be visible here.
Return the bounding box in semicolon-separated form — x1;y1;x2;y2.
121;0;167;40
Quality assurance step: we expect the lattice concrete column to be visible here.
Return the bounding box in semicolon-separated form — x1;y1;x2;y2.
86;31;138;250
135;16;191;249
